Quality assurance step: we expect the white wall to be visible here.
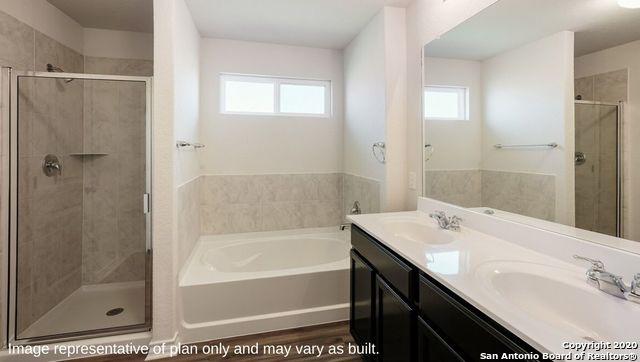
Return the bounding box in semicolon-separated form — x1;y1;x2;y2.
405;0;499;209
83;28;154;60
423;57;483;170
198;38;344;175
0;0;84;53
173;13;200;186
151;0;181;347
344;11;386;183
343;7;407;211
1;1;153;61
382;7;408;211
481;31;575;224
575;40;640;240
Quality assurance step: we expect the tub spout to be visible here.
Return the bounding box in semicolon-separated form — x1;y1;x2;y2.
340;223;351;231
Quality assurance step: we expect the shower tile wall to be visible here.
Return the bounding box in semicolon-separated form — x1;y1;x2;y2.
2;18;86;331
0;9;152;332
82;58;152;284
574;69;627;236
0;58;8;345
481;170;556;221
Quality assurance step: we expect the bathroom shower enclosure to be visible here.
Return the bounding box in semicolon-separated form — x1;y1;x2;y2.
2;67;152;344
574;101;622;237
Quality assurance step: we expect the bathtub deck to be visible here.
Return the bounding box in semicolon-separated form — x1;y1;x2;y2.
80;321;360;361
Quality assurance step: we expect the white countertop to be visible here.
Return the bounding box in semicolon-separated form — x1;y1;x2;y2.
347;210;640;358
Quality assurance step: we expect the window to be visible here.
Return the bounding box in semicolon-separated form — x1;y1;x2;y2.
424;86;469;121
221;74;331;117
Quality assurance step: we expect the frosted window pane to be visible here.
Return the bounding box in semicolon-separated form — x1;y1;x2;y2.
224;81;274;113
424;86;468;120
280;84;325;114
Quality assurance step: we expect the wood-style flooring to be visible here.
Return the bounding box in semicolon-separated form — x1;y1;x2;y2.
80;321;361;361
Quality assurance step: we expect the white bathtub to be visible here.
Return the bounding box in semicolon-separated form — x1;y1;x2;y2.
178;227;350;343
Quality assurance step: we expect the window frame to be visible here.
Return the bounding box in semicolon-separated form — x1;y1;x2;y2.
220;73;332;118
423;85;469;121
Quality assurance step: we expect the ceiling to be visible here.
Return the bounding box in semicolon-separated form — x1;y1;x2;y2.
47;0;153;33
424;0;640;60
186;0;412;49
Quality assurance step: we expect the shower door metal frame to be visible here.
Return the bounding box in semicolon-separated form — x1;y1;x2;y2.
574;100;624;237
4;68;153;345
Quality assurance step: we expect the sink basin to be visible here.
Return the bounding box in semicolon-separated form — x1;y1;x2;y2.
380;217;455;244
475;261;639;341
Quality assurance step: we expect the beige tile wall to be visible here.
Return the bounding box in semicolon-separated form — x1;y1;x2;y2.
81;59;151;284
481;170;556;221
12;30;85;333
424;170;482;208
0;9;153;332
178;177;201;267
175;173;380;264
342;173;380;221
200;173;344;234
174;173;381;259
424;169;555;221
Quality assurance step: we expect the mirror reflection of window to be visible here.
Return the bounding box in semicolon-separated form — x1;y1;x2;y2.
424;86;469;121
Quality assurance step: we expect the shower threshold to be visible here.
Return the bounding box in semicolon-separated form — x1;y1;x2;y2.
18;281;146;340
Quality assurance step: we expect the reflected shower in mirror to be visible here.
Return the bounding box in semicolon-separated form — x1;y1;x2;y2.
421;0;640;253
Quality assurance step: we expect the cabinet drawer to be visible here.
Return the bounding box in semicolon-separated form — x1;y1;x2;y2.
419;275;532;361
352;226;415;299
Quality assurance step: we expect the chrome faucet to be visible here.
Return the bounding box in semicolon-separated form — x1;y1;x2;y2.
350;201;361;215
574;255;640;303
429;211;462;231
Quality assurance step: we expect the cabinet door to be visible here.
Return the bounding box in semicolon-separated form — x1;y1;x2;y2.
417;317;464;362
376;275;413;362
350;250;376;348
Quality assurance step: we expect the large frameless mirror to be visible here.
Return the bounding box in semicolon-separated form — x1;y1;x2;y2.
421;0;640;254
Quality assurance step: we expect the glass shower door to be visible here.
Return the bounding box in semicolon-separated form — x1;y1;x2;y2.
8;70;152;343
574;102;620;237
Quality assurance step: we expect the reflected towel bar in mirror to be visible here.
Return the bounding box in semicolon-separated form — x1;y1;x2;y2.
493;142;558;149
176;140;206;149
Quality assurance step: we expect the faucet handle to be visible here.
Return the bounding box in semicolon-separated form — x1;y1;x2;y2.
430;210;446;218
573;255;606;271
632;274;640;290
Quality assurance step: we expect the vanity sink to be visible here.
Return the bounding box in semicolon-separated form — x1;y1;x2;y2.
475;261;637;341
380;217;455;244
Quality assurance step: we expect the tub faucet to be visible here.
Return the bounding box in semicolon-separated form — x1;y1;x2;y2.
350;201;361;215
340;223;351;231
429;210;462;231
574;255;640;304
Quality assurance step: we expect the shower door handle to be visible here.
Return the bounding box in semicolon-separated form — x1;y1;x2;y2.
143;193;151;214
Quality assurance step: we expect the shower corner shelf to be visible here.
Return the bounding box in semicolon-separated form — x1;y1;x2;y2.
69;152;109;157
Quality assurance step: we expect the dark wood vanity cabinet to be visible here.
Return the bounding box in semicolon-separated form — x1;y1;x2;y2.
417;316;464;361
350;250;376;349
350;225;543;362
375;275;414;361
